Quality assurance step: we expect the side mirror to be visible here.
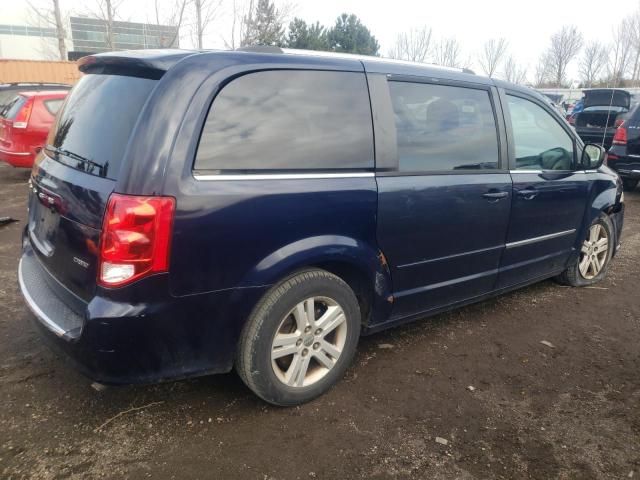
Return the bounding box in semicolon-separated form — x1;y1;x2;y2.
582;143;606;170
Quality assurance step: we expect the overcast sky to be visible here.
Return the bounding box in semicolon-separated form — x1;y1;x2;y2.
5;0;640;82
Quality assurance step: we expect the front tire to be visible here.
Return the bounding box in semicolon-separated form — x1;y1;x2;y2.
622;178;639;191
558;214;614;287
236;269;361;406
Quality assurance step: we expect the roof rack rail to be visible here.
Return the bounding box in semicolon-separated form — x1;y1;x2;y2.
462;68;475;75
235;45;283;54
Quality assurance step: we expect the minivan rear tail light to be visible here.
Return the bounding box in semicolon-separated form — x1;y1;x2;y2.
613;122;628;145
99;194;175;287
13;97;34;129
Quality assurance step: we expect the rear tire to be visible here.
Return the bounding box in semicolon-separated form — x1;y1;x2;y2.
622;178;639;191
557;214;614;287
236;269;361;406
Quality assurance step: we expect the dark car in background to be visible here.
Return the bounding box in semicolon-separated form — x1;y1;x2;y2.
0;90;68;168
572;89;631;149
541;92;563;105
18;49;625;406
0;83;71;117
608;102;640;191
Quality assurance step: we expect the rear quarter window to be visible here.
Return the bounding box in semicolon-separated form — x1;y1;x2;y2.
43;98;64;116
194;70;374;173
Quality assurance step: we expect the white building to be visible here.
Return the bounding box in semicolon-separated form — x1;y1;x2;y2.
0;23;72;60
0;4;178;61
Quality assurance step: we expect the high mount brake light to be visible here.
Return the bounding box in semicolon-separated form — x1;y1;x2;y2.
98;194;175;287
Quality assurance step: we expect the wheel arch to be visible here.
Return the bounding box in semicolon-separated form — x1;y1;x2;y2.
573;181;622;265
590;184;621;218
237;235;394;327
590;183;623;240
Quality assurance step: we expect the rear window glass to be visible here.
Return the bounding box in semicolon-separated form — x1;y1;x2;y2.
44;98;64;116
4;96;26;120
194;70;374;173
389;81;500;172
48;74;157;179
0;92;19;116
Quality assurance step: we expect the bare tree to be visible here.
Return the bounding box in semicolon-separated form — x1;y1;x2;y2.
26;0;67;60
52;0;66;59
503;55;527;84
191;0;223;49
87;0;123;50
628;9;640;86
387;26;432;62
242;0;293;47
224;0;252;49
153;0;189;48
546;25;583;87
223;0;293;49
579;41;608;87
478;38;508;77
104;0;117;50
533;53;551;87
432;37;463;68
608;19;634;85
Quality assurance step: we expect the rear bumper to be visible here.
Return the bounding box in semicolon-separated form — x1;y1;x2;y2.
607;152;640;179
19;251;84;341
0;147;34;168
19;239;267;385
616;168;640;179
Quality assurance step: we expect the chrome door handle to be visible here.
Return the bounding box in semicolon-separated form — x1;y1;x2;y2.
482;191;509;200
517;189;538;200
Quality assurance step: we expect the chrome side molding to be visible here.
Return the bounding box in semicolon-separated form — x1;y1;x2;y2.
194;172;375;181
506;229;576;249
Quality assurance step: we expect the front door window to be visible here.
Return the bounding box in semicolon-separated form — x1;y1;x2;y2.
507;95;575;171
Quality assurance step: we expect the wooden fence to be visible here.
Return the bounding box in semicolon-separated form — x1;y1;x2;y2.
0;59;81;84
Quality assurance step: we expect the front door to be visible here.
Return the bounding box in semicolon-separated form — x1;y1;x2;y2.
373;78;512;319
497;92;589;288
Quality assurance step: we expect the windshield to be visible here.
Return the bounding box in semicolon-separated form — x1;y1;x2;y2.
46;74;157;180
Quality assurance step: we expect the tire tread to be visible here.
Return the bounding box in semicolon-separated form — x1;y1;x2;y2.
236;269;356;404
557;213;614;287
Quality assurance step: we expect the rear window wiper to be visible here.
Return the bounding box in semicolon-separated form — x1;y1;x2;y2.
44;145;108;177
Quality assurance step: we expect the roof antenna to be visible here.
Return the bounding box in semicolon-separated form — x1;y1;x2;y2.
601;80;618;148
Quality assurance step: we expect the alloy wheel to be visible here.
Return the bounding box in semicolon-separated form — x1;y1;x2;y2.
271;296;348;388
579;224;609;280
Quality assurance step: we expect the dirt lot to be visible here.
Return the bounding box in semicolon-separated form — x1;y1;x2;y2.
0;162;639;480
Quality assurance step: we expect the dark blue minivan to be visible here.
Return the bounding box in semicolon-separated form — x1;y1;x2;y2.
19;48;625;405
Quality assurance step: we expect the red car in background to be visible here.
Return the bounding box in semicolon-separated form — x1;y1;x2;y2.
0;90;68;168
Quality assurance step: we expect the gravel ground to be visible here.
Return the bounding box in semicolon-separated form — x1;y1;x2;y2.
0;162;639;479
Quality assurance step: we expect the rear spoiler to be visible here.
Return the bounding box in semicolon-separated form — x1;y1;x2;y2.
78;49;198;79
